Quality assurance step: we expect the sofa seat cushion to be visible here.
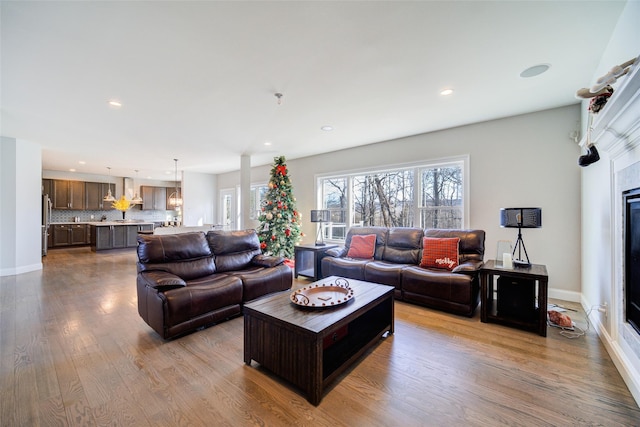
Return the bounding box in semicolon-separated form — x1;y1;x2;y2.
364;261;408;290
321;257;370;281
163;275;243;327
402;266;473;305
224;264;292;302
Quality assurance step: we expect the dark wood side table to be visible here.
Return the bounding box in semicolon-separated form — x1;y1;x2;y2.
294;243;338;281
480;260;549;337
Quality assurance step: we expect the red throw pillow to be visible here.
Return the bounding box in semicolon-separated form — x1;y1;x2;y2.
346;234;376;259
420;237;460;270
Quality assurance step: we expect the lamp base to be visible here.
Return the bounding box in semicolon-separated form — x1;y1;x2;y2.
315;241;326;246
513;259;531;268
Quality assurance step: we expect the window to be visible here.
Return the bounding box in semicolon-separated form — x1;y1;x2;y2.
318;158;466;241
249;184;269;220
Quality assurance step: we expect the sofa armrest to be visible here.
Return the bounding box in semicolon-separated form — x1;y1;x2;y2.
452;260;484;274
325;246;347;258
138;270;187;291
252;254;285;268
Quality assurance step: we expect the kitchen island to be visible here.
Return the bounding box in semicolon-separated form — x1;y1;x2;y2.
89;221;154;251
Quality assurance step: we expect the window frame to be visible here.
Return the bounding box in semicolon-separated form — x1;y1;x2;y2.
315;155;469;243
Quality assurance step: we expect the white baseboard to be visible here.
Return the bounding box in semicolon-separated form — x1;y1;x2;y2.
548;288;581;303
0;262;42;277
582;295;640;407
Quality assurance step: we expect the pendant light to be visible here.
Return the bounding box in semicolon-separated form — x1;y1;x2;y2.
168;159;182;207
131;170;143;204
103;167;115;202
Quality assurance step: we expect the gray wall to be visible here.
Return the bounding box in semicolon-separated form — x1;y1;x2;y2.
218;105;582;300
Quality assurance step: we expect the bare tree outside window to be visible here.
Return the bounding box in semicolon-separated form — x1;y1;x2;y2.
318;160;465;242
322;178;347;240
353;171;414;227
420;166;462;229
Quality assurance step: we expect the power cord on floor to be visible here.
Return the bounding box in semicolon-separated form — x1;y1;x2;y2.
547;303;596;339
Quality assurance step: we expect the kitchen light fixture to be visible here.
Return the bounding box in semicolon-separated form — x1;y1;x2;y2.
168;159;182;207
108;100;122;108
103;167;116;202
440;88;454;96
499;207;542;267
131;170;143;204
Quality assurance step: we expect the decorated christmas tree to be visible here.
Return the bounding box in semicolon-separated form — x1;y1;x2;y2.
257;156;302;259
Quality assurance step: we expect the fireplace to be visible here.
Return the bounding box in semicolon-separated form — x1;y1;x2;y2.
625;188;640;334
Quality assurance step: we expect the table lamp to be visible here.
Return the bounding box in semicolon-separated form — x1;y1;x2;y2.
310;209;331;246
499;208;542;267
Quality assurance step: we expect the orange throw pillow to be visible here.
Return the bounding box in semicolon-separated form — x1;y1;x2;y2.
346;234;376;259
420;237;460;270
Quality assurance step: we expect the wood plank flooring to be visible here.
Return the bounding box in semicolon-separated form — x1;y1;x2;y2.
1;246;639;426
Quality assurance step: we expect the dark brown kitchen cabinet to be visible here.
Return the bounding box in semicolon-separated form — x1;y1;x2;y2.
85;182;116;210
42;179;53;197
53;180;85;210
51;224;87;247
141;186;167;211
90;224;143;251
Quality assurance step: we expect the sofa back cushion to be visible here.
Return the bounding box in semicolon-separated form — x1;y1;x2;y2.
424;229;485;263
382;227;423;264
345;227;388;260
207;229;262;272
136;232;216;280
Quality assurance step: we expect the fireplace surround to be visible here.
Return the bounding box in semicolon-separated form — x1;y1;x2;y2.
583;53;640;403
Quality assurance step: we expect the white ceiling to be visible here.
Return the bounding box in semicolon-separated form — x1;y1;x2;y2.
1;1;627;179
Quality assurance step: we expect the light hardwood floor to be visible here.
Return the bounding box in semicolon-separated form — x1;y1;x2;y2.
1;246;639;426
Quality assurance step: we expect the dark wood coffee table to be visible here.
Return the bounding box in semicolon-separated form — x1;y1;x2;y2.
243;276;394;405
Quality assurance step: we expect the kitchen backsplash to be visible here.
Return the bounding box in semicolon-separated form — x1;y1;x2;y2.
50;209;178;223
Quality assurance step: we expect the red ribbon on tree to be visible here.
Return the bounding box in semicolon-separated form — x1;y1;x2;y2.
276;165;287;175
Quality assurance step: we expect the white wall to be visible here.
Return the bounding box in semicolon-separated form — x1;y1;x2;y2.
218;105;583;299
1;137;43;276
182;171;216;226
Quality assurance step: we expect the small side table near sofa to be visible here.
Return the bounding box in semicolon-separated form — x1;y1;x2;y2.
480;260;548;336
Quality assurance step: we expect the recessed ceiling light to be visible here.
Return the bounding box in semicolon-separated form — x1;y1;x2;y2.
108;100;122;108
78;160;86;165
69;168;76;172
440;89;454;96
321;125;334;131
264;141;272;146
520;64;550;78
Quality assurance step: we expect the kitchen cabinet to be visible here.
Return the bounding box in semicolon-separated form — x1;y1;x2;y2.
51;224;87;247
42;179;53;197
90;224;152;251
53;180;85;210
141;186;167;211
85;182;116;210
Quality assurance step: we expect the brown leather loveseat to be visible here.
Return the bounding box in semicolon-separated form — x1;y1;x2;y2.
136;229;292;339
321;227;485;316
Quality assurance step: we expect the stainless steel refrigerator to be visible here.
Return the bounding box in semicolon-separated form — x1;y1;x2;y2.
42;194;51;256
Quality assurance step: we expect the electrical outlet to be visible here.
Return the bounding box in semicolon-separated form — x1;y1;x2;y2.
598;302;608;316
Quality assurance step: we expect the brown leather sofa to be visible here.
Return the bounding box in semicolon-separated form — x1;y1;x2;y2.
136;229;292;339
321;227;485;316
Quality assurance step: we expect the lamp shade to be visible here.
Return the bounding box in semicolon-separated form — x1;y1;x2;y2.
500;208;542;228
310;209;331;223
